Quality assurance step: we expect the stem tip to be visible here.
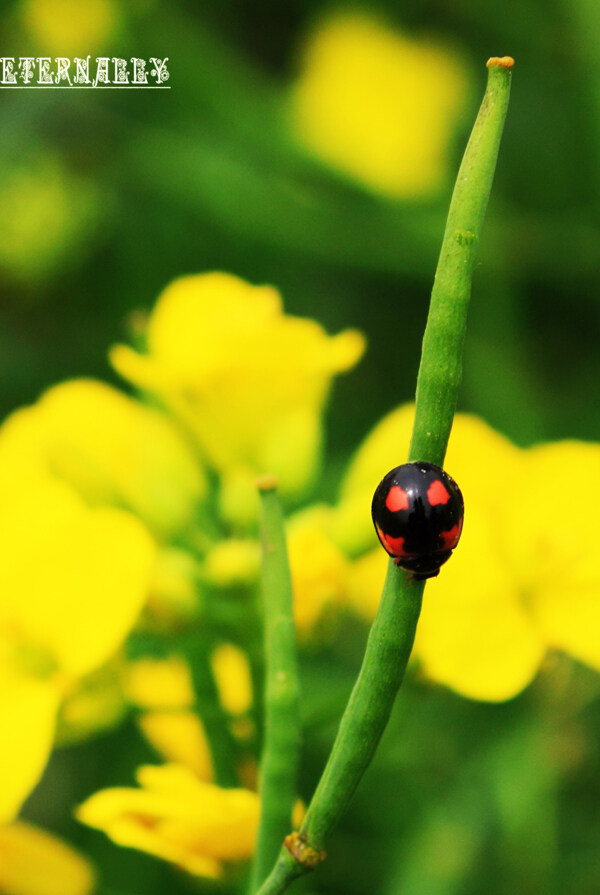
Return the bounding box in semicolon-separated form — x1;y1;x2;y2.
257;474;279;491
486;56;515;69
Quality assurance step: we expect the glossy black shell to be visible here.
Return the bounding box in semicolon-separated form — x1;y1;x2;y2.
371;461;464;580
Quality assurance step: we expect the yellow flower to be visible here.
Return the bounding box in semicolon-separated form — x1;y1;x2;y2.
505;440;600;674
78;649;295;876
124;655;214;781
0;821;94;895
0;379;205;540
126;646;255;772
211;643;253;717
77;764;260;878
414;500;544;702
287;506;351;635
124;655;197;711
203;539;261;588
111;272;364;520
0;462;155;820
139;713;215;783
342;404;600;701
21;0;120;56
289;11;470;198
335;403;416;556
145;548;200;626
0;473;154;680
0;673;60;825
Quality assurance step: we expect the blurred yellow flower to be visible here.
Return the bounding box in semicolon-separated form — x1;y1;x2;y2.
0;379;205;540
342;404;600;701
211;643;253;716
111;272;365;520
78;763;260;878
505;440;600;674
204;539;261;588
124;655;196;710
124;655;214;781
21;0;120;56
0;821;94;895
289;11;470;198
78;648;299;875
145;547;200;627
287;506;350;635
139;712;215;782
0;463;155;821
1;674;60;826
0;154;101;285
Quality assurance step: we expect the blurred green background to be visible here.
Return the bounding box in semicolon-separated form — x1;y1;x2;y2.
4;0;600;893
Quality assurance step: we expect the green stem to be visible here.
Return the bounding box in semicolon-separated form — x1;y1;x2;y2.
299;563;423;848
409;56;514;465
181;633;239;788
250;477;301;893
256;56;514;895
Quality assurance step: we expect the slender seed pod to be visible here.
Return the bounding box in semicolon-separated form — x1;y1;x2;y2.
250;477;301;892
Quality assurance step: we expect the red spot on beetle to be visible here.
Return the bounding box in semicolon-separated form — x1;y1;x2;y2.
385;485;409;512
427;480;450;506
439;520;462;549
377;527;406;556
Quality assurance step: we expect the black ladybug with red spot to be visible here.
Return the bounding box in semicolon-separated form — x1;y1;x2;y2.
371;461;464;580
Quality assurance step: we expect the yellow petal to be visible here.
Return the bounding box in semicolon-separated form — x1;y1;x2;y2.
0;821;94;895
135;766;259;861
347;547;388;622
338;404;415;553
444;413;522;519
289;11;471;198
218;465;262;527
533;583;600;671
138;712;214;782
146;273;282;374
78;782;221;877
259;408;323;499
341;404;415;499
0;468;155;677
146;548;200;625
0;379;205;539
287;506;350;635
78;764;260;874
517;441;600;670
0;672;60;822
124;656;195;710
111;272;364;497
414;502;545;702
203;539;260;588
211;643;253;716
109;344;162;392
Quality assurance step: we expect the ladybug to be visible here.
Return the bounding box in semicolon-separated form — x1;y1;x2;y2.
371;461;464;580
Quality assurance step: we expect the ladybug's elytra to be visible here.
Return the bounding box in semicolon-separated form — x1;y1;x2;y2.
371;461;464;580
